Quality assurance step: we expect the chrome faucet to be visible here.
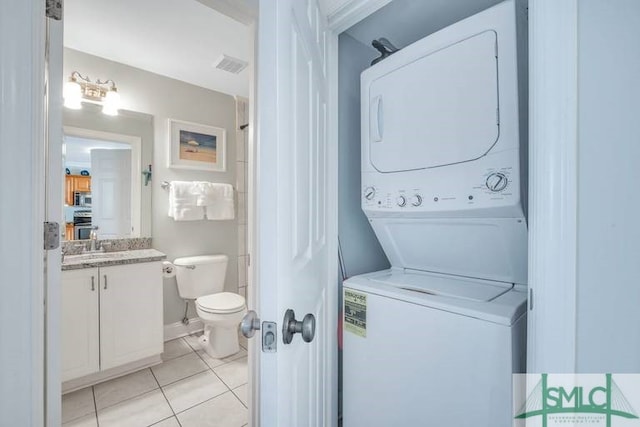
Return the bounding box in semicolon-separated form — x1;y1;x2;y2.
89;226;99;252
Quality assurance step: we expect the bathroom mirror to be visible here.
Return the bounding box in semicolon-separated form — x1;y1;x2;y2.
63;104;153;241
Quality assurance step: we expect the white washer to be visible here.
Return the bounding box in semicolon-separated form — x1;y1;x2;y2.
343;1;528;426
343;270;526;427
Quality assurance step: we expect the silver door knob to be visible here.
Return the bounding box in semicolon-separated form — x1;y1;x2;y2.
282;309;315;344
240;310;261;338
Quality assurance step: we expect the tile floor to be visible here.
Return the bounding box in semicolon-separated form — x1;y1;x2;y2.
62;334;248;427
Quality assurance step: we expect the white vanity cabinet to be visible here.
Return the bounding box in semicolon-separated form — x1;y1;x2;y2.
61;268;100;381
99;263;163;370
61;261;163;383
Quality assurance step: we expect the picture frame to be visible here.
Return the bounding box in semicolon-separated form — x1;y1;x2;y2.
168;119;226;172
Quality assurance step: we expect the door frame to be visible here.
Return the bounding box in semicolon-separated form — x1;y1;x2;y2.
318;0;582;387
0;0;47;425
525;0;579;372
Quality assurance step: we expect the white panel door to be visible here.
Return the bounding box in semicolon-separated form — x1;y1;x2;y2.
61;269;100;382
99;262;163;370
91;149;132;238
257;0;337;426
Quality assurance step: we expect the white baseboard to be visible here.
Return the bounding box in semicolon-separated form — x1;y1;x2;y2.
164;317;204;341
62;355;162;394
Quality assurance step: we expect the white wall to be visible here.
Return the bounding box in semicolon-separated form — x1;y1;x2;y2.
64;48;239;325
575;0;640;372
338;33;389;280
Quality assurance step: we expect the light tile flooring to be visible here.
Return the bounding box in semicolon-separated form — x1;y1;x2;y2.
62;334;248;427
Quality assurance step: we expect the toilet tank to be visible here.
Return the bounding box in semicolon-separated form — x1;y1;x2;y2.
174;255;228;299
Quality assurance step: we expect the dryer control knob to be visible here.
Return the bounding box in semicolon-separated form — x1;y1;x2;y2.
486;173;508;192
396;195;407;207
364;186;376;200
410;195;422;207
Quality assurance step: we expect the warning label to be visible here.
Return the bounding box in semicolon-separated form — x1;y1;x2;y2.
344;289;367;338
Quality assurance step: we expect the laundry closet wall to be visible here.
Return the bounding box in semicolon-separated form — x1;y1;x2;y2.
337;33;390;282
64;48;239;325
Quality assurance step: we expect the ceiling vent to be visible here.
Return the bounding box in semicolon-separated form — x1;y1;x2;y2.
214;54;249;75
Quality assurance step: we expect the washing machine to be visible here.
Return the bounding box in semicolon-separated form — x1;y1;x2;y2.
343;1;528;426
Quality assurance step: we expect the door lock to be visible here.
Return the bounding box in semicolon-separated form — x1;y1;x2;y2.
282;309;316;344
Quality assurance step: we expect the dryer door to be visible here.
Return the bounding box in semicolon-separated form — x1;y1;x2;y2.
367;30;500;172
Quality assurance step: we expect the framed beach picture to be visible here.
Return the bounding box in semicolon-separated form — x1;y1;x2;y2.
168;119;226;171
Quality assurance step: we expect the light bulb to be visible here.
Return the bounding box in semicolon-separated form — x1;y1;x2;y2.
102;90;120;116
63;80;82;109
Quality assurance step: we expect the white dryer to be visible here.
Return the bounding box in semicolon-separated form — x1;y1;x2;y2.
343;1;528;426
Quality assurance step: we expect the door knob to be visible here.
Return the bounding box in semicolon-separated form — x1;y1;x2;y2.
240;310;261;338
282;309;315;344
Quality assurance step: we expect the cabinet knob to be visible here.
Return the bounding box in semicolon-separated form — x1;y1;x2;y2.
103;275;108;290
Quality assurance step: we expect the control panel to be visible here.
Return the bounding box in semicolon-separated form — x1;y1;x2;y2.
362;165;518;213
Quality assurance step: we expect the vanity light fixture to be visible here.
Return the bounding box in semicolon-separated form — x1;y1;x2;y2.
63;71;121;116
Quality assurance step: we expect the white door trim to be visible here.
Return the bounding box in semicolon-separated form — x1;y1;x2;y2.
527;0;579;373
46;13;64;427
246;18;260;427
325;0;392;34
326;29;341;427
0;0;46;424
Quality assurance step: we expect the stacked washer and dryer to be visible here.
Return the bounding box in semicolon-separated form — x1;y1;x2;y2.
342;1;528;426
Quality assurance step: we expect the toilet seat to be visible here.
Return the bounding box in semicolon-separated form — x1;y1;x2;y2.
196;292;245;314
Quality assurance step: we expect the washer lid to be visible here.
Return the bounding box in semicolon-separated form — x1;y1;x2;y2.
344;269;527;326
370;270;512;302
196;292;245;314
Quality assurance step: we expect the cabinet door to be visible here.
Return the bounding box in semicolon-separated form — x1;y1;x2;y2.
99;262;163;370
65;175;75;206
65;223;74;241
61;268;100;381
75;176;91;192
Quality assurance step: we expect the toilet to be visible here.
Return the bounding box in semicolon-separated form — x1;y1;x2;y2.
174;255;246;359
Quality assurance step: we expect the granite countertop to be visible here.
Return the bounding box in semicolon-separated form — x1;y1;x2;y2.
62;249;167;271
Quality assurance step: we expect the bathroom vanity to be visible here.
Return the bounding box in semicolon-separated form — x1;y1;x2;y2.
61;247;166;392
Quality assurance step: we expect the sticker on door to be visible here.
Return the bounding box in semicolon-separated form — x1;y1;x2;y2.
344;289;367;338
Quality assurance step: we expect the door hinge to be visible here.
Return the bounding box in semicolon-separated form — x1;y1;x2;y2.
44;222;60;250
46;0;62;20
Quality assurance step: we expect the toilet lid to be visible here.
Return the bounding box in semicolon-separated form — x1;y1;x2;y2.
196;292;245;314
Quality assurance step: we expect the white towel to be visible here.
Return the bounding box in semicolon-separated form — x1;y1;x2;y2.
168;181;204;221
194;182;235;220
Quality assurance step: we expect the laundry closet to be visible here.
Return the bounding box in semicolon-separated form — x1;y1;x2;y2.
336;0;528;425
